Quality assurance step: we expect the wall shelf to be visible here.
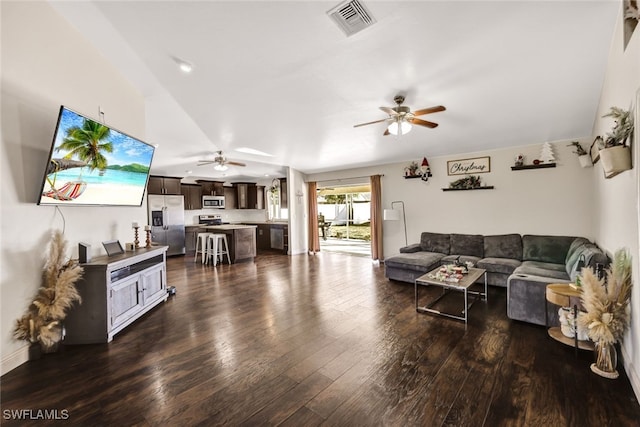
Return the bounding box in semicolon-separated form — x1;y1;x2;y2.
442;186;494;192
404;175;423;179
511;163;556;171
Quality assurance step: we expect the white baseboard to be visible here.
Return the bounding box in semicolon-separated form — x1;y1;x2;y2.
1;344;30;376
621;344;640;401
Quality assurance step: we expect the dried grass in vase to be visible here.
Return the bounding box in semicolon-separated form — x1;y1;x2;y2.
579;248;632;344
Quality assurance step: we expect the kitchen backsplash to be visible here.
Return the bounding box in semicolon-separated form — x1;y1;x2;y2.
185;208;269;225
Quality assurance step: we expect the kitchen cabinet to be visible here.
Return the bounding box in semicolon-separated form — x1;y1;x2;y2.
185;226;204;252
181;184;202;210
198;180;225;196
202;225;257;262
224;186;237;209
233;183;264;209
64;247;168;344
235;183;249;209
256;224;270;250
279;178;288;209
148;176;182;195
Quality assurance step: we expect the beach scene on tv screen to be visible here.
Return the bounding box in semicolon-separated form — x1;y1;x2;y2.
39;108;154;206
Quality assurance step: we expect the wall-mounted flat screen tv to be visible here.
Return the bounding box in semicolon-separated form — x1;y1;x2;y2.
37;106;155;207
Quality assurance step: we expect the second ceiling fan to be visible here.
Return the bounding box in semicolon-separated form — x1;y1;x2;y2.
197;150;246;171
354;95;445;136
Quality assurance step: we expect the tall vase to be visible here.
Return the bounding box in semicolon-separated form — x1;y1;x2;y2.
590;340;619;379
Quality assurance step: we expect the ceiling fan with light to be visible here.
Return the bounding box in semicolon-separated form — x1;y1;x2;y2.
354;95;445;136
197;150;246;171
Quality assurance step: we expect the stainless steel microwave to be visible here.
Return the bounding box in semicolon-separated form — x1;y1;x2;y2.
202;195;225;209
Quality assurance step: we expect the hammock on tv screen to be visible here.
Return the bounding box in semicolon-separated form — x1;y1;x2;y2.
42;181;87;201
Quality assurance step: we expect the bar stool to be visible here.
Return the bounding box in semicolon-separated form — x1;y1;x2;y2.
206;234;230;266
194;232;213;264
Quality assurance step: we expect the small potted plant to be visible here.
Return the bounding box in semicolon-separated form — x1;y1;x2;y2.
567;141;592;168
600;106;634;178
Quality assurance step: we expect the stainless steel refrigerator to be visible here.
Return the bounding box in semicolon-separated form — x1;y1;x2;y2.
147;195;186;256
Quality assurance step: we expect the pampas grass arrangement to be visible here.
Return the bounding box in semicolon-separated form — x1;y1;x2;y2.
579;249;632;344
14;230;83;352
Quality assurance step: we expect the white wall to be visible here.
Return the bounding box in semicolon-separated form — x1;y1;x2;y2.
1;2;146;374
591;6;640;399
307;139;596;258
287;168;308;255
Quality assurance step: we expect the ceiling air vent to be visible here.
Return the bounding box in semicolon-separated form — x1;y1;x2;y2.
327;0;376;37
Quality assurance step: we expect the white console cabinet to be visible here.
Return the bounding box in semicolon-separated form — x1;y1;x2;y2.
65;246;169;344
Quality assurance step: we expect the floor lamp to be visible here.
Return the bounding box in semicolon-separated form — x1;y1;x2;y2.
383;201;407;246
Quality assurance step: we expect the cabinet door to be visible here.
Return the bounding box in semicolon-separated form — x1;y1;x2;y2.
213;182;225;196
188;185;202;209
141;264;166;305
224;187;237;209
255;186;265;210
199;181;214;196
147;176;165;195
110;275;143;328
180;185;192;209
234;228;256;259
163;178;182;195
256;225;270;250
236;184;248;209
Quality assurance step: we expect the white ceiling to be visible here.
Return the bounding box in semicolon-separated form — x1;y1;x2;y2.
51;1;620;182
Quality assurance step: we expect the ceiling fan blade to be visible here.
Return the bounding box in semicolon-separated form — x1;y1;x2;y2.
379;106;398;116
409;118;439;128
353;118;389;128
197;161;216;165
383;128;390;136
412;105;446;116
226;161;246;167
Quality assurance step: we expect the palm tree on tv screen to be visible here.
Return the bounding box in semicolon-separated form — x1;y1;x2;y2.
57;119;113;172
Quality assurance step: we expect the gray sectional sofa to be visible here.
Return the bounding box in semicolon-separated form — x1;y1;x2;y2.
384;232;608;326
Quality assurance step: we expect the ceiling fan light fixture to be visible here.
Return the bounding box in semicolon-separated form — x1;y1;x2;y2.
214;164;228;171
388;120;412;136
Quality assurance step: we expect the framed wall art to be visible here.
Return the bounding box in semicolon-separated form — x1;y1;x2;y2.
447;156;491;176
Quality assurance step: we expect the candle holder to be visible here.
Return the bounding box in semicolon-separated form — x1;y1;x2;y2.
145;228;152;248
133;226;140;249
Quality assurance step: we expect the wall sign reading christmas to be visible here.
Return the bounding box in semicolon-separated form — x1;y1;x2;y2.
447;156;491;176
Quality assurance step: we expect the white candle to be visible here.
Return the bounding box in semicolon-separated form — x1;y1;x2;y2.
132;221;139;228
144;225;151;231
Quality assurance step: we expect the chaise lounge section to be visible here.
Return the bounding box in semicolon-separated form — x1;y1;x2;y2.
384;232;608;325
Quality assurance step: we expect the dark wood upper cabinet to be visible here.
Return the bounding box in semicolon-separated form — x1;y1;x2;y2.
180;184;202;210
148;176;182;195
197;180;225;196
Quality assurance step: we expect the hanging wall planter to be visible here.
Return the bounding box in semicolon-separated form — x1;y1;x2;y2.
600;145;632;178
599;106;634;178
578;154;593;168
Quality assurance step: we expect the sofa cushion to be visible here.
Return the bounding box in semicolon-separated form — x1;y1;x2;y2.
514;261;570;281
441;255;481;266
384;251;445;273
399;243;422;253
483;234;522;260
450;233;484;257
420;232;450;254
522;235;577;264
477;257;522;275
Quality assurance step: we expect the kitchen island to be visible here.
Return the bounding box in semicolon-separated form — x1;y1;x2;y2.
203;225;257;263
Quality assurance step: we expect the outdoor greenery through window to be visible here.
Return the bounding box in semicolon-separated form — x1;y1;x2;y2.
317;185;371;241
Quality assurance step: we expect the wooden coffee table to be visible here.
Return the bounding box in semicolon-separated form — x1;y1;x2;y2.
415;266;487;324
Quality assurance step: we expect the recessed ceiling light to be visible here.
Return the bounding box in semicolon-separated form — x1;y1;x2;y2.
171;56;194;74
185;170;193;174
235;147;273;157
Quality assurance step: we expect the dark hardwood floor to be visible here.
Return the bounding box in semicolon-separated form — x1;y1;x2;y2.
2;252;639;426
